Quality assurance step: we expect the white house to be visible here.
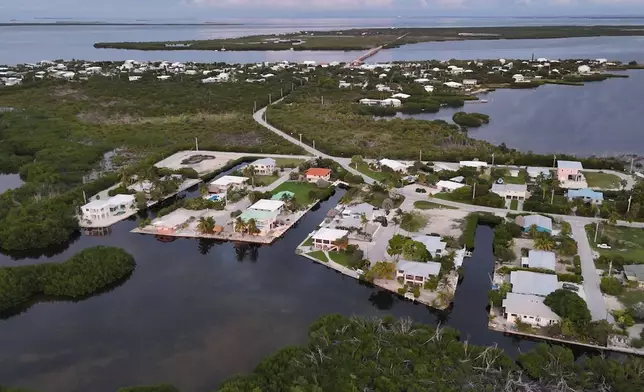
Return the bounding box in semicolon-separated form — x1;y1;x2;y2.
424;85;435;93
491;183;530;200
341;203;378;220
459;160;488;169
503;292;561;327
81;194;136;222
443;81;462;88
208;175;248;194
248;199;284;214
250;158;276;175
462;79;478;86
512;74;525;83
578;65;592;74
396;260;442;285
521;250;557;271
379;159;409;172
411;235;447;257
436;180;465;192
380;98;402;107
312;228;349;251
510;271;559;297
391;93;411;99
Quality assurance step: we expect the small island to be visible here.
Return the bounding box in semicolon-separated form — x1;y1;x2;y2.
453;111;491;128
94;25;644;51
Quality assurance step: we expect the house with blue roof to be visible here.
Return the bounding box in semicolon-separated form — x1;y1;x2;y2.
516;215;552;234
567;188;604;205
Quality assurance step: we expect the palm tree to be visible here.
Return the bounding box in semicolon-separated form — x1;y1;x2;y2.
197;216;216;234
234;217;247;234
534;236;556;251
528;224;539;238
118;168;133;186
200;185;210;197
360;213;368;233
246;219;260;235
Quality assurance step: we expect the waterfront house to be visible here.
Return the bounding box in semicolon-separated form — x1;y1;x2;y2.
443;81;462;88
81;194;136;223
411;235;447;258
527;167;551;179
248;199;284;214
462;79;478;86
396;260;442;285
491;183;530;201
512;74;526;83
239;209;279;234
312;228;349;251
502;292;561;327
510;271;559;297
623;265;644;288
436;180;465;193
152;208;197;234
305;168;332;183
380;98;402;107
557;160;584;182
379;158;409;173
521;250;557;271
517;214;552;234
567;188;604;205
208;175;248;194
424;85;435;93
250;158;276;175
341;202;378;220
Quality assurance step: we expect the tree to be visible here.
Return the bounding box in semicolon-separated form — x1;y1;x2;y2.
199;185;209;197
197;216;216;234
560;221;571;236
246;219;260;235
332;236;349;251
559;237;578;256
135;192;148;210
350;155;363;168
528;224;539;238
234;217;246;234
544;289;591;328
534;235;556;251
381;198;394;214
600;276;624;296
360;213;368;232
402;240;430;262
387;234;407;260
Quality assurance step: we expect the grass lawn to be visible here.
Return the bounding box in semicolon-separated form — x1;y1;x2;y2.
414;200;457;210
275;157;305;167
503;173;528;185
271;181;319;204
254;175;279;187
586;224;644;263
510;199;518;210
583;171;622;189
302;236;313;246
433;192;473;204
356;162;389;182
308;251;328;263
328;251;352;267
619;290;644;308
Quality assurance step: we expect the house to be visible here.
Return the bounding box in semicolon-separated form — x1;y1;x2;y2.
305;168;332;183
152;208;196;234
239;209;279;233
380;98;402;107
527;167;551;179
557;160;584;182
512;74;525;83
502;293;561;327
391;93;411;99
510;271;559;297
250;158;276;175
248;199;284;214
517;214;553;234
379;159;409;173
208;175;248;194
396;260;442;285
462;79;478;86
342;203;377;220
491;183;530;200
459;160;488;169
411;235;447;257
578;65;592;74
443;81;462;88
81;194;136;222
567;188;604;205
436;180;465;192
424;85;435;93
359;98;381;106
623;265;644;288
521;250;557;271
312;228;349;251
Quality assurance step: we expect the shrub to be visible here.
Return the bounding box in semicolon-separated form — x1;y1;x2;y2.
230;210;242;218
411;286;421;298
544;289;591;327
600;277;624;296
557;273;583;283
0;246;135;312
452;112;490;127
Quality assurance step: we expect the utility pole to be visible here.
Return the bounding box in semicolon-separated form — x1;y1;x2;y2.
594;220;599;243
280;88;283;98
553;155;556;168
269;93;272;104
299;133;303;146
321;96;324;105
630;157;634;173
551;189;555;204
313;140;316;150
253;101;257;113
627;195;633;213
83;191;87;203
491;153;495;167
419;149;422;162
195;137;199;151
608;260;613;276
472;183;476;200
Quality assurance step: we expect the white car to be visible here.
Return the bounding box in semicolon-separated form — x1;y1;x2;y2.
597;243;611;249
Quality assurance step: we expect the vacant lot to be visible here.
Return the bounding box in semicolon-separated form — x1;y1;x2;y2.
414;200;457;210
583;171;622;189
276;158;306;167
271;181;319;205
587;224;644;262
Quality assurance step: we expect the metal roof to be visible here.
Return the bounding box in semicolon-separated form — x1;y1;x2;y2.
503;292;561;321
397;260;442;277
523;215;553;231
510;271;559;297
557;160;583;170
526;250;557;271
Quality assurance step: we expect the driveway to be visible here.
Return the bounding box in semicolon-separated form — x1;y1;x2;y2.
570;221;615;323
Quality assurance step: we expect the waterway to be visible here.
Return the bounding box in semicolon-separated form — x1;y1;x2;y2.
4;19;644;64
380;69;644;157
0;167;548;392
0;174;24;194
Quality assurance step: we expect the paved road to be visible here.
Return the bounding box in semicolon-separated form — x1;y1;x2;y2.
571;221;614;323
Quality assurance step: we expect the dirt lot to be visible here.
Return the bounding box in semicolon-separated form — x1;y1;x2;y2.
421;208;468;238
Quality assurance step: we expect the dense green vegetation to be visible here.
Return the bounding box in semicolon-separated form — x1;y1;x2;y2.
452;111;490;127
0;246;135;312
0;73;303;251
95;25;644;51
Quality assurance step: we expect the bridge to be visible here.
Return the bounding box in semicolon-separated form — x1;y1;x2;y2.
350;32;409;66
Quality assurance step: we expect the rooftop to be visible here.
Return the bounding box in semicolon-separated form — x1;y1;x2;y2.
567;188;604;201
343;202;377;216
526;250;557;271
624;264;644;281
397;260;442;277
522;215;553;231
503;292;561;321
312;228;349;242
412;235;447;254
306;168;332;177
557;160;583;170
249;199;285;212
252;158;276;166
510;271;559;297
492;183;528;193
240;209;279;222
210;175;248;187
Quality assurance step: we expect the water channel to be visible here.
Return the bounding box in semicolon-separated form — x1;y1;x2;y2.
0;167;554;392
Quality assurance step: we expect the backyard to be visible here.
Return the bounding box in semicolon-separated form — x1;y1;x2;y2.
510;199;519;210
254;175;280;187
271;181;320;205
307;251;328;263
583;171;622;189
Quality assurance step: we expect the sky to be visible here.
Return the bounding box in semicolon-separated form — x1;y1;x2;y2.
2;0;644;20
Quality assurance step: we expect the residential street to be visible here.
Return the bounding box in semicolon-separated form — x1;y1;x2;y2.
570;221;614;323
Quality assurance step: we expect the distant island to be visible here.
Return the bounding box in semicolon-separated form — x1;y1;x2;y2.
1;22;242;26
94;25;644;51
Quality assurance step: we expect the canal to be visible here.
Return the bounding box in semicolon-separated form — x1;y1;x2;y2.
0;176;581;392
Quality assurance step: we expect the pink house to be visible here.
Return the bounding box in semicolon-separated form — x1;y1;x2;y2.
557;160;583;182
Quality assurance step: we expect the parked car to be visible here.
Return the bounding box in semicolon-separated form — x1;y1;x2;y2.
415;187;427;193
562;283;579;292
597;243;611;249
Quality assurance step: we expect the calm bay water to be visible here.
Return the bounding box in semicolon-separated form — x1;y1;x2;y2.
391;70;644;157
0;174;544;392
